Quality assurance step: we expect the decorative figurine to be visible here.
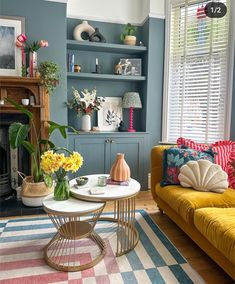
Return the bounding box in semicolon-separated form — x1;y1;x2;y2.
73;20;95;41
89;28;106;43
118;120;127;132
114;62;122;75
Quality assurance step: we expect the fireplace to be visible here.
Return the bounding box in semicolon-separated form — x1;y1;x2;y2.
0;114;30;196
0;76;50;198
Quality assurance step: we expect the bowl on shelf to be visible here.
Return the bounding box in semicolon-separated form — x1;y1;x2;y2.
76;176;88;186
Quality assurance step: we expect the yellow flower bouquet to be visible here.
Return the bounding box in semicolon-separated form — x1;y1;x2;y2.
41;150;83;200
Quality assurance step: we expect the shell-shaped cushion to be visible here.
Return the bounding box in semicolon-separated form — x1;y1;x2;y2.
178;160;228;193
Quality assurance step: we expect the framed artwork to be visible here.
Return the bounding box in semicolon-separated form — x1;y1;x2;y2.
0;16;25;76
98;97;123;131
120;58;142;76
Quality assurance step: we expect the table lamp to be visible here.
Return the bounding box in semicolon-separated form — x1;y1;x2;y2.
122;92;142;132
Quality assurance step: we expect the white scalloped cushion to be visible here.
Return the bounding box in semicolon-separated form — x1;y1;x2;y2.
178;160;228;193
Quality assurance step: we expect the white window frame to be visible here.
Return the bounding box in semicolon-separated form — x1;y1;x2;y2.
162;0;235;143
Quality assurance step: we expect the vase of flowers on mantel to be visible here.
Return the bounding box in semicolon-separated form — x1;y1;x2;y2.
67;88;105;132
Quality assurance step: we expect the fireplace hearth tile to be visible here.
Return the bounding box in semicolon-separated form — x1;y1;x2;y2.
0;197;45;218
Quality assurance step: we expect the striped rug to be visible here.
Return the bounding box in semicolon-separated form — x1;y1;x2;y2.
0;210;205;284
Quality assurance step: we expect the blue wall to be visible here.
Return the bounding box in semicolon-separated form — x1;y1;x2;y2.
0;0;68;146
0;0;234;145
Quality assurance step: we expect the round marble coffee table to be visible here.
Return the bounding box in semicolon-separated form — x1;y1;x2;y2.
43;195;106;271
70;174;141;256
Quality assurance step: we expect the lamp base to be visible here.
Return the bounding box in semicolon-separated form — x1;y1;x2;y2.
128;128;136;132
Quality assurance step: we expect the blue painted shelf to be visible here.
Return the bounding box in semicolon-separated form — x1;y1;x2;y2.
67;40;147;54
67;72;146;81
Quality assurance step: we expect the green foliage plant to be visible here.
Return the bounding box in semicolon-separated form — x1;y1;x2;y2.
38;61;60;95
120;23;137;41
6;98;78;184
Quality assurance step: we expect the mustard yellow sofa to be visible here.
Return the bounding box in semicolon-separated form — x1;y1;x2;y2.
151;145;235;280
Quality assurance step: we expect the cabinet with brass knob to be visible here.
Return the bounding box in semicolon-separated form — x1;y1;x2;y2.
69;133;148;187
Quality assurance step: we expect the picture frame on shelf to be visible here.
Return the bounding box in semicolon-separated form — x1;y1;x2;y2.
98;97;122;131
120;58;142;76
0;16;25;77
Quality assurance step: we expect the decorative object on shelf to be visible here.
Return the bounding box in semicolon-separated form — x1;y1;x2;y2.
120;58;142;76
67;87;105;131
41;150;83;201
98;176;107;186
21;98;29;106
81;114;91;132
73;20;95;41
67;54;75;72
0;99;4;105
35;70;41;79
16;35;48;77
98;97;122;131
114;62;122;75
89;27;106;43
0;16;25;76
30;95;35;106
7;98;78;206
38;61;60;95
139;41;143;46
120;23;137;46
110;153;130;182
94;58;102;74
118;120;127;132
122;92;142;132
74;64;81;72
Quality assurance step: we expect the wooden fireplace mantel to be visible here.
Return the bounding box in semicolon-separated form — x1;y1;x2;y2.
0;76;50;143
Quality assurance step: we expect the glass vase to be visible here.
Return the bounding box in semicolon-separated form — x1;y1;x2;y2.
54;176;70;201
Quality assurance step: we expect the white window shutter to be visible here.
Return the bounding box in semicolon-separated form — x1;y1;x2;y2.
164;0;232;143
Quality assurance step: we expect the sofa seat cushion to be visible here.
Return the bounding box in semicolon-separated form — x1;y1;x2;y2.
194;208;235;265
155;183;235;224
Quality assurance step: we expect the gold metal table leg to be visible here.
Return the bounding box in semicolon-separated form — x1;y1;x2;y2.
99;196;139;256
44;206;106;271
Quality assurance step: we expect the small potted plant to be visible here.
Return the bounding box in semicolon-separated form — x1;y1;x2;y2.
38;61;60;95
7;98;78;206
120;23;137;46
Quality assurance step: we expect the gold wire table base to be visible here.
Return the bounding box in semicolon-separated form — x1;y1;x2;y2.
44;230;106;272
43;203;106;272
100;196;139;257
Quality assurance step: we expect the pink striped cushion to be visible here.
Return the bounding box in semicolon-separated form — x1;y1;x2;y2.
177;137;235;189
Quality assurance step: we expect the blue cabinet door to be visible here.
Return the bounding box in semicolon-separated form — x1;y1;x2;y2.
109;137;144;184
74;137;109;176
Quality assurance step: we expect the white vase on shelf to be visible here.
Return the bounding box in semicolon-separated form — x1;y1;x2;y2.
81;114;91;132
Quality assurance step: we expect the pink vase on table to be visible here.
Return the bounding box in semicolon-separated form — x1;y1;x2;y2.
110;153;130;182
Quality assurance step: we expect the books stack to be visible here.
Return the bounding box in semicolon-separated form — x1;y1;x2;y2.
106;178;130;186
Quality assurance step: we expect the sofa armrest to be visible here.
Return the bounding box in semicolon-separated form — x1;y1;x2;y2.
151;145;174;201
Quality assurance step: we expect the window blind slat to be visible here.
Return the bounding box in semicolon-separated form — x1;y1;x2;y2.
166;0;230;143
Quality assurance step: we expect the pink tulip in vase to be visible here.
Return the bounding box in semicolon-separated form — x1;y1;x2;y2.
16;34;48;77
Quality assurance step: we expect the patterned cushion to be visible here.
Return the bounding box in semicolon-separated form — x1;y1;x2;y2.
177;138;235;189
161;147;214;186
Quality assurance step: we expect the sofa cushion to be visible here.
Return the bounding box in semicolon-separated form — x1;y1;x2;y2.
161;147;214;186
177;137;235;188
155;183;235;224
194;208;235;266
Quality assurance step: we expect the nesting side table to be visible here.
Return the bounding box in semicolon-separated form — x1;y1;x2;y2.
43;195;106;272
70;174;141;257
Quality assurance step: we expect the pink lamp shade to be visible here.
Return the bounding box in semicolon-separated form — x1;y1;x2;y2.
122;92;142;132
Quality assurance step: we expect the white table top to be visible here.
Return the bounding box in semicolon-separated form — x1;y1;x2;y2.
43;194;105;215
70;174;141;202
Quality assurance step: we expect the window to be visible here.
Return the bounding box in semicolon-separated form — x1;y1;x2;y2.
162;0;234;143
